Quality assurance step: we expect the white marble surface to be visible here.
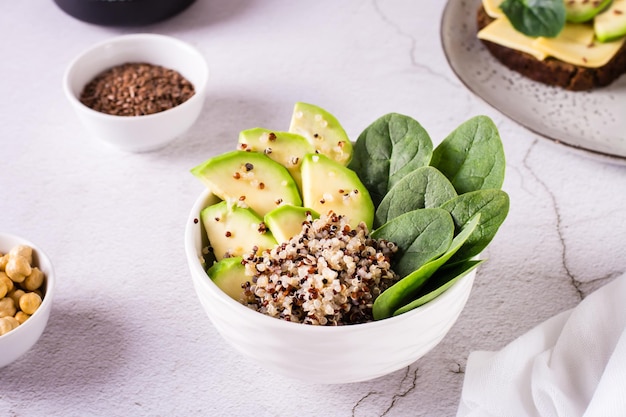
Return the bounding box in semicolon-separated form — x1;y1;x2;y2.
1;1;625;416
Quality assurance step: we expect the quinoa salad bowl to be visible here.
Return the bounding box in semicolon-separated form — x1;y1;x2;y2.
185;189;477;384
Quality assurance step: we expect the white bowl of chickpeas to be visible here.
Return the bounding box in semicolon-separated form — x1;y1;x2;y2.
0;233;55;368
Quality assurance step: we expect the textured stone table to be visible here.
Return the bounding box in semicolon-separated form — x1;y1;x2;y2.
1;1;625;416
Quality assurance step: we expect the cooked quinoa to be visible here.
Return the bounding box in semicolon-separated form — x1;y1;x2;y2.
241;211;399;325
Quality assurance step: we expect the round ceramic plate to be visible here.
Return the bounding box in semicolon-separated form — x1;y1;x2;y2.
440;0;626;163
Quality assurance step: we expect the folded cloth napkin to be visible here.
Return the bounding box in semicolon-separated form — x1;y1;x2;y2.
457;273;626;417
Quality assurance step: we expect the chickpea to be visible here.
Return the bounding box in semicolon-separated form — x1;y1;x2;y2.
7;288;25;307
15;311;30;324
0;297;17;318
0;244;47;335
9;245;32;265
0;272;14;293
0;316;18;336
19;292;41;315
5;255;31;283
23;267;44;291
5;316;19;328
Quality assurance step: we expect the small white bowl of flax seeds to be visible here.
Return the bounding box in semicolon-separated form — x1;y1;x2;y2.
63;33;208;153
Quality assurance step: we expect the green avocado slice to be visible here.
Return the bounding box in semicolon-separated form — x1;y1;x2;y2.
300;153;374;230
264;205;320;244
566;0;611;23
594;0;626;42
207;257;249;302
200;201;277;261
238;128;315;188
191;150;302;217
288;102;353;165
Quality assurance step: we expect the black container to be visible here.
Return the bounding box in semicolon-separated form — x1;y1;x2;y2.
54;0;195;26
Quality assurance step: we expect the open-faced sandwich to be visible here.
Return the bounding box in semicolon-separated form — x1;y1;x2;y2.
477;0;626;90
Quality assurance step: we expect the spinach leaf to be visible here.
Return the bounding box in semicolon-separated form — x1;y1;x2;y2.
392;259;483;316
441;189;509;263
371;209;454;279
373;214;481;320
348;113;433;207
374;166;458;228
500;0;566;38
430;115;506;195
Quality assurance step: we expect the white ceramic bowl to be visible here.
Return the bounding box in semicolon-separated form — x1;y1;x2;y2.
184;189;477;384
63;33;209;153
0;233;55;368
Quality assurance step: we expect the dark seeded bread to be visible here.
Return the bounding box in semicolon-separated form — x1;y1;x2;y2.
477;6;626;91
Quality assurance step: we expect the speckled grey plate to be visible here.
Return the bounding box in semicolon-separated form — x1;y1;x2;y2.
441;0;626;163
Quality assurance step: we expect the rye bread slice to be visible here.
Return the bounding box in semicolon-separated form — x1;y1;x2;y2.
476;6;626;91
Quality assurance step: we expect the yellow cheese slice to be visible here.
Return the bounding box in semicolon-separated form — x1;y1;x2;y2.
482;0;504;19
533;24;625;67
555;23;596;44
478;17;549;60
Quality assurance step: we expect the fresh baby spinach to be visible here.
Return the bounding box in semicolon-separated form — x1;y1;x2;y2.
440;189;510;264
372;214;481;320
374;166;458;228
430;115;506;195
371;208;455;279
348;113;433;206
354;113;509;320
392;259;484;317
500;0;566;38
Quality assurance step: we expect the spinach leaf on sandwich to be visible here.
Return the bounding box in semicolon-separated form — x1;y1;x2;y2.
500;0;566;37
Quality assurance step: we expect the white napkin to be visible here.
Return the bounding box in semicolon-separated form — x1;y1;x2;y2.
457;273;626;417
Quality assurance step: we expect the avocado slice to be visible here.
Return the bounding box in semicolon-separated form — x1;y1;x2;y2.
565;0;611;23
300;153;374;230
264;205;320;243
192;150;302;217
595;0;626;42
207;256;249;302
288;102;353;166
200;201;277;261
238;128;316;187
